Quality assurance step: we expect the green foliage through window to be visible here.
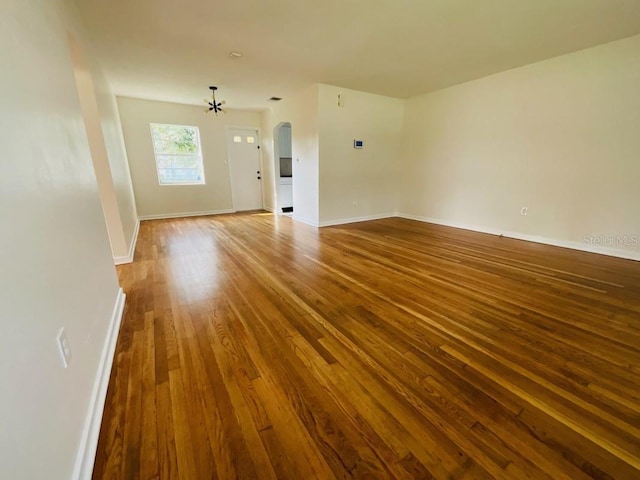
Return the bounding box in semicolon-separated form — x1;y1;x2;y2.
150;123;205;185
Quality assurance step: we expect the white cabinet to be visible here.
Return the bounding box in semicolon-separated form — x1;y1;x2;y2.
278;126;292;158
280;178;293;208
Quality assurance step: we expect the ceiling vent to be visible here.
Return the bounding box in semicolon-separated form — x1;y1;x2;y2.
269;97;282;101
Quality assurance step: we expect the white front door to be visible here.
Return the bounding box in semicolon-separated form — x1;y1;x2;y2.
227;128;263;211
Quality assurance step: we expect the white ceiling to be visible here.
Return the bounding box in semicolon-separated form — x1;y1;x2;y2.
76;0;640;110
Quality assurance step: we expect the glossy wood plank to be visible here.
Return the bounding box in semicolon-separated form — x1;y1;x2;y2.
93;213;640;479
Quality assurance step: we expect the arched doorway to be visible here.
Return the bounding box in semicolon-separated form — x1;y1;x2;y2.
273;122;293;213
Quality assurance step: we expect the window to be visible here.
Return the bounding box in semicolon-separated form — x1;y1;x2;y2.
246;136;255;144
233;135;242;143
150;123;205;185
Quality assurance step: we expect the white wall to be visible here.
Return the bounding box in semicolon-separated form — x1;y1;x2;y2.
318;84;404;225
69;36;132;261
261;85;320;225
261;84;403;227
118;97;261;218
0;0;123;478
400;35;640;258
67;16;137;262
260;114;279;213
94;75;138;252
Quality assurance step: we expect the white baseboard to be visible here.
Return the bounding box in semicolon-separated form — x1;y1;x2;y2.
72;288;126;480
128;218;140;261
319;212;396;228
396;212;640;262
292;214;319;227
263;205;274;213
114;219;140;265
138;209;235;221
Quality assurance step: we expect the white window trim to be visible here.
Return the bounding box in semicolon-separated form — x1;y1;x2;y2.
149;123;206;186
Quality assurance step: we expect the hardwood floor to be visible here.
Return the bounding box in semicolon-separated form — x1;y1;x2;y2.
93;213;640;479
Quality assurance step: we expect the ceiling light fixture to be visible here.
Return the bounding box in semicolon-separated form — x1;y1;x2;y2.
229;51;243;58
204;86;225;115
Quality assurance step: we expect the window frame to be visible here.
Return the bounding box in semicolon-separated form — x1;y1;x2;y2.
149;123;206;186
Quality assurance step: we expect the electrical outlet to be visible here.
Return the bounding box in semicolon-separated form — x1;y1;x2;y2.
520;206;528;216
56;328;71;368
